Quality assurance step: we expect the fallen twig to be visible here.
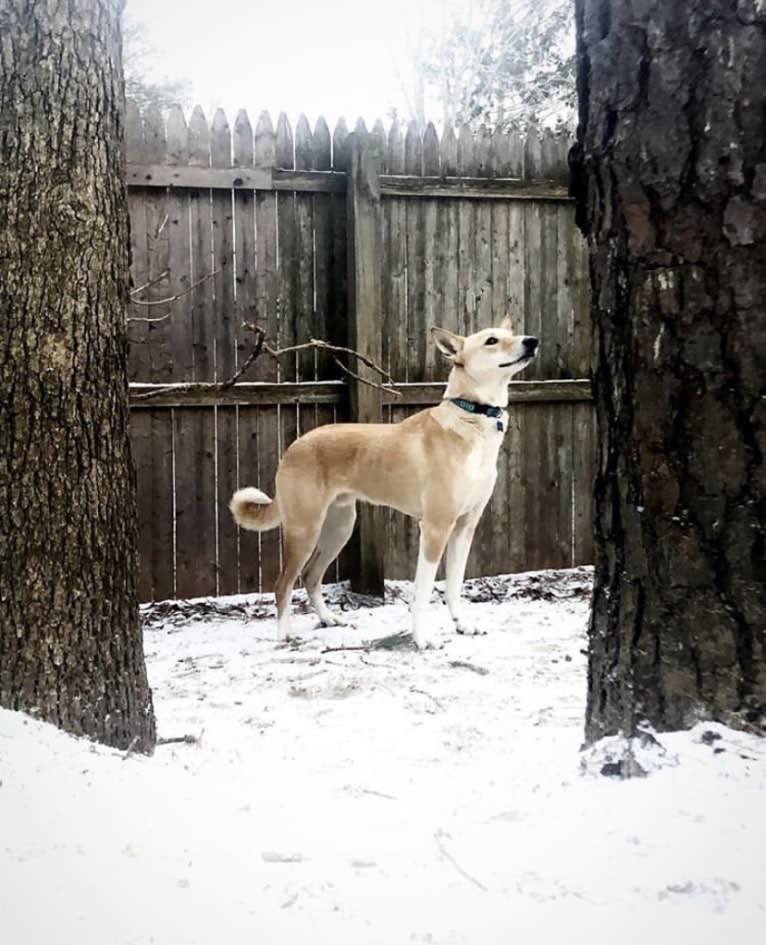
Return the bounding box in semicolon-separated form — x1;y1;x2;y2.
122;735;141;759
449;660;490;676
321;643;371;654
156;734;199;746
410;687;446;712
360;788;398;801
434;829;488;892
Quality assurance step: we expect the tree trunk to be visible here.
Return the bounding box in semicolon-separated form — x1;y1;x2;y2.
0;0;156;750
571;0;766;741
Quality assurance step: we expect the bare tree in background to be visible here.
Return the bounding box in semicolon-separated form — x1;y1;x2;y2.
0;0;156;751
123;8;191;113
571;0;766;741
408;0;575;130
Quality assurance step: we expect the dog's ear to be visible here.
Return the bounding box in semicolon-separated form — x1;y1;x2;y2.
431;326;465;359
498;314;513;331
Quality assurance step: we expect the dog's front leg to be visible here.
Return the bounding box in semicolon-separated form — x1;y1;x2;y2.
445;515;485;636
412;522;450;649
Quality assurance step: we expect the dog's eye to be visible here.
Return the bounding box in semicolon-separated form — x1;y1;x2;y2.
484;336;498;346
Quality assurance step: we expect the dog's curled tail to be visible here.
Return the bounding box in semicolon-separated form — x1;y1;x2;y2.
229;487;282;532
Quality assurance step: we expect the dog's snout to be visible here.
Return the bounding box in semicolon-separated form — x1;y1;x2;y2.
523;336;539;354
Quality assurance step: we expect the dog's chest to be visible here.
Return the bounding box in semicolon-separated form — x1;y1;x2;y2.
459;422;505;491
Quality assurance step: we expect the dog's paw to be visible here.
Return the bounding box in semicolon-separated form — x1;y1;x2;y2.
320;610;349;628
414;636;444;651
454;620;487;637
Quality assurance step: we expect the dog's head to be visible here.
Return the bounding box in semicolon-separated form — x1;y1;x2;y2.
431;317;538;380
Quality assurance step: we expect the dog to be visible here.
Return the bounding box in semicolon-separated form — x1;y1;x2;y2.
230;319;538;648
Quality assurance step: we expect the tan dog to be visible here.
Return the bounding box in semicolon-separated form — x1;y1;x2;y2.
230;319;538;648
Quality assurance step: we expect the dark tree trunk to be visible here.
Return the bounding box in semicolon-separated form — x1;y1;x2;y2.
0;0;156;750
571;0;766;741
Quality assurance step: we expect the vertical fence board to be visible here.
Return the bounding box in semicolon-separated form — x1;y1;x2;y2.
330;118;350;377
404;121;424;382
294;115;316;381
275;114;299;508
311;117;335;379
552;403;575;568
163;105;194;381
573;401;595;565
209;109;238;594
174;408;217;598
347;135;385;594
138;107;174;382
254;113;282;589
436;125;461;355
420;123;440;379
232;109;257;591
216;407;240;594
188;107;214;381
211;109;235;380
383;122;407;380
131;410;175;601
505;405;527;572
237;407;261;592
457;125;476;338
126;100;147;382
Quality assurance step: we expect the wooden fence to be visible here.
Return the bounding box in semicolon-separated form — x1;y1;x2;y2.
126;103;592;603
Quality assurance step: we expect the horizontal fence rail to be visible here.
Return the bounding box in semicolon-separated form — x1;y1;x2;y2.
128;379;593;409
125;104;593;603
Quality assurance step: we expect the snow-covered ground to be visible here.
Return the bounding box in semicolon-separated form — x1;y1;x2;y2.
1;567;764;945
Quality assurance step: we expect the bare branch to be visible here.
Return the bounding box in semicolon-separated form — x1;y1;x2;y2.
130;268;169;296
132;321;399;404
263;336;401;399
128;267;221;313
154;212;169;239
220;327;266;390
133;325;265;402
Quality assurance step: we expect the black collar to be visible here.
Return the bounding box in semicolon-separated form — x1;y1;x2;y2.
449;397;503;419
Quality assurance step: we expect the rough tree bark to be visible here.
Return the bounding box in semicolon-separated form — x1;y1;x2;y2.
571;0;766;741
0;0;156;750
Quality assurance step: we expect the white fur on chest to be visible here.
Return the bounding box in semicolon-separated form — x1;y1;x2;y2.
457;414;506;513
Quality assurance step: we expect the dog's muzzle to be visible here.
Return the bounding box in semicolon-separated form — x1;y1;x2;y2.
499;336;539;368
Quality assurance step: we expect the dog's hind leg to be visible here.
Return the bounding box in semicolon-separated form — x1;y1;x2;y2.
274;523;323;641
302;496;357;627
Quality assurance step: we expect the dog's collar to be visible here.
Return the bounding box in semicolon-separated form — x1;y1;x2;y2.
449;397;505;431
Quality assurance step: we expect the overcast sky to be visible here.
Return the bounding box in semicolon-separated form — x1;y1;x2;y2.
125;0;455;128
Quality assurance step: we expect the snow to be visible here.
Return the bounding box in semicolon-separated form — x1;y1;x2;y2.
1;567;764;945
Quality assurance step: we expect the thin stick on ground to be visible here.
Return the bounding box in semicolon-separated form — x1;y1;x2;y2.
410;687;445;711
434;829;488;893
122;735;141;760
321;643;371;655
156;734;200;746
